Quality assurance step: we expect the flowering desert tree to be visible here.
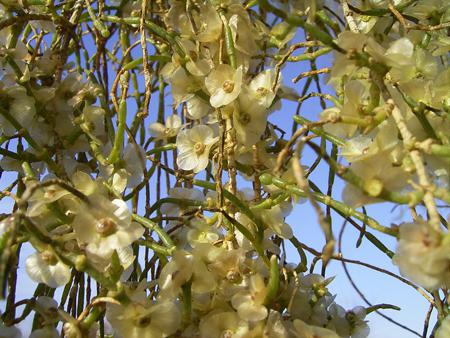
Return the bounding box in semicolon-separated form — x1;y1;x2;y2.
0;0;449;337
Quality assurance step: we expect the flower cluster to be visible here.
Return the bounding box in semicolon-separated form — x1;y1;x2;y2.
0;0;448;337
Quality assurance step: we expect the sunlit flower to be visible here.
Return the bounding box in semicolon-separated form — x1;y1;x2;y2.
199;311;249;338
72;198;144;259
205;64;243;108
186;96;213;120
106;299;181;338
231;274;268;321
176;125;218;173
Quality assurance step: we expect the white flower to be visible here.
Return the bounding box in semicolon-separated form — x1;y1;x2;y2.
199;311;249;338
393;218;450;289
0;84;36;136
231;274;268;322
35;296;59;323
149;114;182;140
205;64;243;108
166;67;202;106
291;319;340;338
328;304;369;338
242;69;280;110
106;300;181;338
233;99;269;146
186;96;213;120
72;198;144;259
261;204;293;239
122;143;146;188
25;251;71;288
80;105;107;144
159;244;217;297
176;125;218;173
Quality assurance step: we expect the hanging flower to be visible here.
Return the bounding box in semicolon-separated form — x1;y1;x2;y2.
176;125;218;173
231;274;268;322
72;198;144;259
393;218;450;290
205;64;243;108
25;251;71;288
106;299;181;338
149;114;182;140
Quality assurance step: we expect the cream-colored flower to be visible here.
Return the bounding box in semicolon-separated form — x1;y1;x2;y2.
234;70;279;146
291;319;340;338
231;274;268;322
72;198;144;259
205;64;243;108
149;114;182;140
176;125;218;173
166;67;203;107
25;251;71;288
186;96;213;120
393;218;450;289
261;204;293;239
106;300;181;338
0;84;36;136
199;311;249;338
241;69;280;110
121;143;146;189
159;244;217;297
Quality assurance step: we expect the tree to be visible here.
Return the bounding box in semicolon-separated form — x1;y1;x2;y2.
0;0;449;337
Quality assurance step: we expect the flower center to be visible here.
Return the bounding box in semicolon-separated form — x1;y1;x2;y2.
134;315;152;328
222;330;233;338
41;251;58;266
256;87;269;96
96;217;117;237
239;112;251;125
226;270;241;283
189;50;198;62
164;128;177;138
222;80;235;93
44;188;57;199
194;142;206;155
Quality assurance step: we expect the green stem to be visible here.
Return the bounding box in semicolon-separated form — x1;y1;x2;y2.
260;174;397;236
218;10;237;68
137;239;175;256
146;143;177;156
264;255;280;306
193;179;265;241
108;87;128;165
293;115;345;147
132;214;175;249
